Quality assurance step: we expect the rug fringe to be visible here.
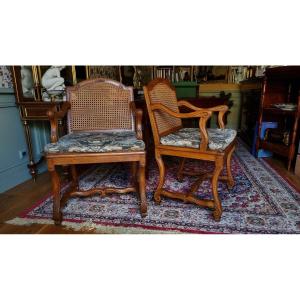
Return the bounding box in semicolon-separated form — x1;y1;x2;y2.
6;217;54;226
6;217;175;234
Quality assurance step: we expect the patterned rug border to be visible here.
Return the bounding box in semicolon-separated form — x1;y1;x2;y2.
262;159;300;194
237;138;300;194
6;217;218;234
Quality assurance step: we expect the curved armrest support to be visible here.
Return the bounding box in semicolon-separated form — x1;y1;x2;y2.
198;116;210;151
130;102;143;140
47;102;71;143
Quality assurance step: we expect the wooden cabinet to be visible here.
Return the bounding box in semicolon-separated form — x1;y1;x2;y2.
11;66;66;179
256;66;300;171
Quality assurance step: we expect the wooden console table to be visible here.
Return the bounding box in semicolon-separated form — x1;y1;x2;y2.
17;102;65;179
11;66;65;180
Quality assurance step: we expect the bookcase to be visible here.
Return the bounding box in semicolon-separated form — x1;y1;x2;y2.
256;66;300;170
153;66;195;82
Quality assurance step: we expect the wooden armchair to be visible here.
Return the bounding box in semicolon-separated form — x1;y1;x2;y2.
143;79;237;221
45;78;147;225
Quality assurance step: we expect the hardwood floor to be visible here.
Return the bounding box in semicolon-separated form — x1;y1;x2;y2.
264;155;300;190
0;157;299;234
0;171;90;234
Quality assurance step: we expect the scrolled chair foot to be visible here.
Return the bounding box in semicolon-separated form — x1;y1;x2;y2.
227;180;235;190
154;191;162;205
177;174;184;182
212;209;222;222
140;199;148;217
53;213;62;225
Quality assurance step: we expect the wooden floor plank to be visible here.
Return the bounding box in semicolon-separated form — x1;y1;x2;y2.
264;157;300;190
0;223;46;234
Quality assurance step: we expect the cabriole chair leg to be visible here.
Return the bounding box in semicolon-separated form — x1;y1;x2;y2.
226;146;235;189
138;160;147;217
70;165;79;190
212;157;224;221
50;167;62;225
177;158;186;182
154;151;165;205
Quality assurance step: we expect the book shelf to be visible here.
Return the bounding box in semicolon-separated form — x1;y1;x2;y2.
153;66;195;82
256;66;300;171
153;66;174;80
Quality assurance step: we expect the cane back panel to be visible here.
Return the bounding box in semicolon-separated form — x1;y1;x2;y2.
67;78;134;132
148;81;182;136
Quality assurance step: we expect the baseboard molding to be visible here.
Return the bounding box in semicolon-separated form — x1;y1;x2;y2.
0;161;31;193
0;160;47;193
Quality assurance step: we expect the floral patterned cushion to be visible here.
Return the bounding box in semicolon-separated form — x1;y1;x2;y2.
44;131;145;154
160;128;236;151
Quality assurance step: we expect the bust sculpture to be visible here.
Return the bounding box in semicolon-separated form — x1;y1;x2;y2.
41;66;66;101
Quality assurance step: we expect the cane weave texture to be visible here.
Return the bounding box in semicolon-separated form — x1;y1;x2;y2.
149;83;182;135
67;80;134;132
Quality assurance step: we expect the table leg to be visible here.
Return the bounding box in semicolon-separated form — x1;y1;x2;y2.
23;120;38;180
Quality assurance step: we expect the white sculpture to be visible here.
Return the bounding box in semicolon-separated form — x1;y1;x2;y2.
41;66;66;101
20;66;34;97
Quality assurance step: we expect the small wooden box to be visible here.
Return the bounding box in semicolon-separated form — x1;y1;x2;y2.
295;155;300;178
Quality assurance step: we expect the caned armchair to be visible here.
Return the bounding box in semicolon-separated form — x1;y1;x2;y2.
143;79;237;221
45;78;147;225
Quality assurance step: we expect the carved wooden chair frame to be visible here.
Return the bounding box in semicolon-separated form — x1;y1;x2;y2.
46;78;147;225
144;78;236;221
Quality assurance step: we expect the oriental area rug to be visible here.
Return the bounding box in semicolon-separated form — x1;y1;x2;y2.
7;141;300;234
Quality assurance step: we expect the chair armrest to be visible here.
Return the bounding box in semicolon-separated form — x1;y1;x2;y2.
178;100;203;111
151;103;212;151
178;101;228;129
130;102;143;140
47;102;71;143
151;103;212;119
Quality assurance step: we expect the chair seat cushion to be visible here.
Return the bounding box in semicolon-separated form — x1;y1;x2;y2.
44;131;145;154
160;128;237;151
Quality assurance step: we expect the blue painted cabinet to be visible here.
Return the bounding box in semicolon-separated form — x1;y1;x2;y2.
0;88;48;192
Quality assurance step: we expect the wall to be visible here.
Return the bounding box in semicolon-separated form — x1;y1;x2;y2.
0;66;49;193
199;83;241;130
